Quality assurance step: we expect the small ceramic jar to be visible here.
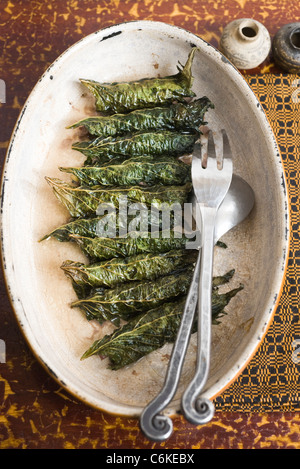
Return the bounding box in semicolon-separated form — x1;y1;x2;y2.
272;23;300;73
219;18;271;70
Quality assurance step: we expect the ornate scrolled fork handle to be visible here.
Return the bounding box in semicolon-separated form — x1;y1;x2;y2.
140;131;233;441
181;130;232;424
140;251;202;442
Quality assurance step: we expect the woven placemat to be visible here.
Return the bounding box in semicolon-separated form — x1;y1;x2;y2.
215;74;300;412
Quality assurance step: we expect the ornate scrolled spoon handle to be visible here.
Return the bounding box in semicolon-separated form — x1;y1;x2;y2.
140;253;201;442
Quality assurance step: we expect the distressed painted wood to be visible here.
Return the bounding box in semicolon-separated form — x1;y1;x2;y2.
1;0;300;450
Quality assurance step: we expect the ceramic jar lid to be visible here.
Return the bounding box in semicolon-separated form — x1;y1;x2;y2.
219;18;271;70
272;23;300;73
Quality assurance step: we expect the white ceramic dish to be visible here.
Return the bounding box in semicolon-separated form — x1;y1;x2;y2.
1;21;289;417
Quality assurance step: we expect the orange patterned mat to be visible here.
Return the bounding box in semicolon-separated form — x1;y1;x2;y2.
215;74;300;412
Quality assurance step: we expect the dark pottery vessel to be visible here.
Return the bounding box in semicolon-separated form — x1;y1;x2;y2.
272;22;300;72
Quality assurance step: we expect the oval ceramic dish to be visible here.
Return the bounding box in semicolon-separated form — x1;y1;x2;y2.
1;21;289;418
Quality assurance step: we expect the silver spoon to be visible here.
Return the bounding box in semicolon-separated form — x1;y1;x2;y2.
140;174;254;442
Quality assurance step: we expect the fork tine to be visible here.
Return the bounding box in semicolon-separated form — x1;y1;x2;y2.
207;130;216;160
220;130;233;173
201;131;216;169
221;129;231;159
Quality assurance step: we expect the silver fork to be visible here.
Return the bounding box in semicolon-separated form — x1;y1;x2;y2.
140;130;233;441
181;129;233;424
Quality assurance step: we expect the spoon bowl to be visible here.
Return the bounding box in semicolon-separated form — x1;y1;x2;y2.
184;174;255;244
186;174;254;242
215;174;255;241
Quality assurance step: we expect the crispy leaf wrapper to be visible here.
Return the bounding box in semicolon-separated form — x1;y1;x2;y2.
80;48;198;114
211;284;244;325
59;155;191;187
39;210;164;242
68;97;213;137
39;216;113;242
81;299;189;368
81;279;244;369
46;177;192;218
61;249;197;289
70;229;189;261
72;130;199;165
72;267;239;326
72;267;194;325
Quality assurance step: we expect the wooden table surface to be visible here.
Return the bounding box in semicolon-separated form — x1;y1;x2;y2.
1;0;300;450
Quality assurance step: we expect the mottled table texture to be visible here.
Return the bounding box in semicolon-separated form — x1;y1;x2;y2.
1;0;300;449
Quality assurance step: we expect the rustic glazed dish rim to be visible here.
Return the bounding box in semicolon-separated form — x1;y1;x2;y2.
0;20;289;416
